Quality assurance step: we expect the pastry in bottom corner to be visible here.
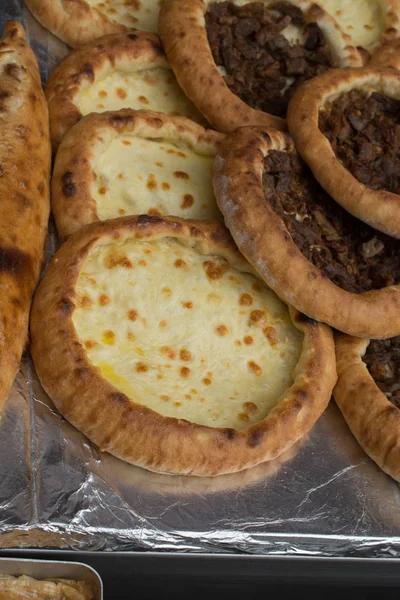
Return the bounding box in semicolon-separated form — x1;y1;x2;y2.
334;334;400;482
30;216;336;477
0;575;92;600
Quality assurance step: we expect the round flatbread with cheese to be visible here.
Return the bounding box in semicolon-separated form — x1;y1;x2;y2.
317;0;400;57
46;31;205;151
52;109;223;239
25;0;163;46
30;216;336;477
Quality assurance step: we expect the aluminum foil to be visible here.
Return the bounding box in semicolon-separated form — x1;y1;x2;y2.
1;0;400;556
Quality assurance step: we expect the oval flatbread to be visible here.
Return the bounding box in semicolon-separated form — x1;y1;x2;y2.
46;31;204;151
0;21;50;412
159;0;362;133
52;109;223;238
288;67;400;238
25;0;163;46
213;126;400;339
334;333;400;482
30;216;336;476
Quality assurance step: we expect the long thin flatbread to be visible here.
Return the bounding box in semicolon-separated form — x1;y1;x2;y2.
0;21;50;411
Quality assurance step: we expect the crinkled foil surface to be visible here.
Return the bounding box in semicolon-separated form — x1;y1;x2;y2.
1;0;400;557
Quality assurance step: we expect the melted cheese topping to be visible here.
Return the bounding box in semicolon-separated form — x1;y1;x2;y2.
86;0;163;32
318;0;386;49
73;238;303;430
74;68;203;123
91;135;220;220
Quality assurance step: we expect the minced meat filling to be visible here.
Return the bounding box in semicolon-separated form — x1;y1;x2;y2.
363;338;400;408
205;1;332;117
319;89;400;193
263;149;400;293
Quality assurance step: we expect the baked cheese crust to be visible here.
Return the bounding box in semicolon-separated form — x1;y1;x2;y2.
25;0;163;47
52;110;223;238
213;125;400;339
46;31;204;151
318;0;400;51
159;0;362;133
31;216;336;476
334;334;400;482
0;22;50;413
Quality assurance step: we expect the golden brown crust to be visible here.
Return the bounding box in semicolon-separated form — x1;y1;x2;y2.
369;0;400;54
30;215;336;476
25;0;128;47
370;38;400;68
0;21;50;412
334;333;400;482
159;0;362;133
46;31;169;151
52;109;224;239
213;126;400;339
287;67;400;238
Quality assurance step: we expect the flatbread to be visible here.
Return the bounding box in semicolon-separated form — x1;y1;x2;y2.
25;0;163;46
30;216;336;476
46;31;205;151
334;333;400;482
213;125;400;339
287;67;400;238
52;109;223;238
159;0;362;133
0;21;50;413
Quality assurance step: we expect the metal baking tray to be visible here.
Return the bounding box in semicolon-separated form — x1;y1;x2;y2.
0;0;400;561
0;557;102;598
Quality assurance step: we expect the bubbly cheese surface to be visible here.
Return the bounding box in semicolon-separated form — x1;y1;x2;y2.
73;238;303;430
318;0;386;49
86;0;163;32
91;135;220;221
74;68;203;123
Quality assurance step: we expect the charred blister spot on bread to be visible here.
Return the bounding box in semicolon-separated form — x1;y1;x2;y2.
180;366;191;378
215;324;228;336
161;346;176;360
62;172;77;197
74;63;94;83
128;33;139;41
104;250;132;269
74;367;91;380
181;194;194;210
247;427;265;447
180;349;192;361
59;298;75;314
136;362;149;372
128;309;138;321
138;214;163;226
175;258;189;270
239;293;253;306
110;392;127;404
264;326;278;346
0;90;10;111
138;95;150;105
248;360;262;376
174;171;189;180
203;260;229;281
0;247;32;278
181;300;193;309
296;312;318;327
